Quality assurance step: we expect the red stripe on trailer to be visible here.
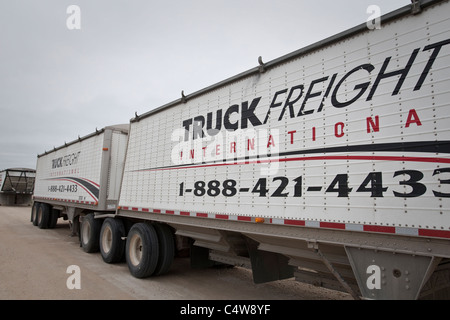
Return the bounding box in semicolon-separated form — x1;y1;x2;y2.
321;222;346;230
363;225;395;234
419;229;450;239
196;213;208;218
140;155;450;173
284;219;305;226
215;214;228;220
84;178;100;187
33;196;97;206
117;206;450;240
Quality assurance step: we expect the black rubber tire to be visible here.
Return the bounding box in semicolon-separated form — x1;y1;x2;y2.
31;202;40;226
153;223;175;276
100;218;126;263
126;223;159;278
80;213;102;253
48;209;60;229
37;203;51;229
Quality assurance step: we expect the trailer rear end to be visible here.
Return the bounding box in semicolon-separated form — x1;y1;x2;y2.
0;168;35;205
32;124;128;233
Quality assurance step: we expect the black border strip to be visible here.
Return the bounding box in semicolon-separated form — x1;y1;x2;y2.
133;141;450;172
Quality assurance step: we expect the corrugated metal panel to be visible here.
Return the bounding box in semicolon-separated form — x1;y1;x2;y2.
119;0;450;237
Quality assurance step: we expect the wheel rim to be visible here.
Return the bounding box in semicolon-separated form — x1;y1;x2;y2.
129;233;143;267
101;225;113;254
82;221;91;244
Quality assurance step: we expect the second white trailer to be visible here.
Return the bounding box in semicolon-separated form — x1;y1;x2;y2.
32;124;128;232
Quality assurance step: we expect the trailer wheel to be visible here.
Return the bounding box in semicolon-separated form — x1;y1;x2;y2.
126;223;159;278
100;218;125;263
153;223;175;276
37;203;51;229
31;202;40;226
48;209;60;229
80;213;101;253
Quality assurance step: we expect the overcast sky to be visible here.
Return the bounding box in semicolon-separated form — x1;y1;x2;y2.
0;0;409;170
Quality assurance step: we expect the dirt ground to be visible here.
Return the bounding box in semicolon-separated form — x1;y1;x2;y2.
0;205;351;300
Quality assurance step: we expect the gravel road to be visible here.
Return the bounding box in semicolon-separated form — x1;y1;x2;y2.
0;205;351;300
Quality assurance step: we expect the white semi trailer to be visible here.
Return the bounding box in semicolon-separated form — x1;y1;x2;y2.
32;125;128;235
32;0;450;299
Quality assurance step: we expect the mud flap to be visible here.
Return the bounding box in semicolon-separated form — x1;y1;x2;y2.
345;247;435;300
190;244;231;269
190;245;216;268
246;238;294;284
